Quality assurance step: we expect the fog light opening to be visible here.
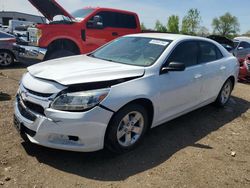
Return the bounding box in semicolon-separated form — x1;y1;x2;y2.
68;136;79;141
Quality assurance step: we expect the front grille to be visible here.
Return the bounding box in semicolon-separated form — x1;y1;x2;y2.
13;115;36;137
24;86;53;98
17;96;36;121
23;100;45;116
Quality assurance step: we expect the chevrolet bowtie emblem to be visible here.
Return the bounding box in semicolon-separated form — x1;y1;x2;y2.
20;90;28;101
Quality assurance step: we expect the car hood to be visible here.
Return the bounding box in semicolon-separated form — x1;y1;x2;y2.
28;0;73;21
28;55;145;86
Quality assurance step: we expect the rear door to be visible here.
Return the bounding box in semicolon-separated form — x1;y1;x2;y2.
155;41;204;124
197;41;225;101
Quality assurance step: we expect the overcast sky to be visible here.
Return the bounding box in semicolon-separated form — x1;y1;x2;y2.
1;0;249;33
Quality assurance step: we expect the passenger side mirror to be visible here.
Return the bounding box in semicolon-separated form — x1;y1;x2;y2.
87;15;104;29
161;62;186;74
238;47;244;50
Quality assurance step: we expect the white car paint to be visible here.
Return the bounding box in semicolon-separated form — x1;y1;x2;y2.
14;33;239;152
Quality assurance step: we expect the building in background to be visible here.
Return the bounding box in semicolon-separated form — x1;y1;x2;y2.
0;11;45;26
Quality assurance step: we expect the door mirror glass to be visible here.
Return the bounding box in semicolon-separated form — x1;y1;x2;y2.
87;15;104;29
161;62;186;74
238;46;244;50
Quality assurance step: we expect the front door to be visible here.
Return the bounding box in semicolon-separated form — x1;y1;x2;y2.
85;11;139;53
155;41;204;124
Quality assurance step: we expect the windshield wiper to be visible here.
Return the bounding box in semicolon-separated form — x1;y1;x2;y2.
88;54;115;62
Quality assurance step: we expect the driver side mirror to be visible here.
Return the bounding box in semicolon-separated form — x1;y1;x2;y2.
160;62;186;74
87;15;104;29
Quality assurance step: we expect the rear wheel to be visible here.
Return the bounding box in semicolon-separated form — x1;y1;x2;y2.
105;104;149;153
0;51;14;67
215;79;233;107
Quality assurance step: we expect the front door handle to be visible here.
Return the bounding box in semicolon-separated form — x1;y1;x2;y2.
112;32;118;36
194;74;202;79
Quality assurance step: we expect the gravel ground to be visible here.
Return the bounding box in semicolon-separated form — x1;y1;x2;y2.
0;62;249;188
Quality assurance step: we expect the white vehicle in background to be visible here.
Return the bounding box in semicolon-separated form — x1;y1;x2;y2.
14;33;239;153
233;36;250;59
8;20;34;34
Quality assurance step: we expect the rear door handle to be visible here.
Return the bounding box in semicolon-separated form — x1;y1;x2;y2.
194;74;202;79
220;66;226;70
112;32;118;36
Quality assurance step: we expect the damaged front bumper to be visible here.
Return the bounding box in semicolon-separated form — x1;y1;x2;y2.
13;43;47;62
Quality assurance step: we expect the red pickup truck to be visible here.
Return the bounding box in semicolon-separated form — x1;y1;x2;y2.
14;0;141;61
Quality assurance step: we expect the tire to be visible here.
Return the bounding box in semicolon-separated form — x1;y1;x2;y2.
215;79;233;107
0;51;14;67
105;104;149;153
45;49;76;60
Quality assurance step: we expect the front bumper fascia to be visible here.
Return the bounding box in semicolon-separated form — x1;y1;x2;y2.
14;97;114;152
13;43;47;62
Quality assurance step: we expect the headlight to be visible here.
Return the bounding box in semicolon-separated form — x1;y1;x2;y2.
36;29;42;45
51;88;110;112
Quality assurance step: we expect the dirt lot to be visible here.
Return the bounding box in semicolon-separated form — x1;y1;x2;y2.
0;63;250;188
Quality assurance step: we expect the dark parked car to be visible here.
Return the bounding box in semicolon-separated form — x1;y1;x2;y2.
207;35;234;52
0;31;17;67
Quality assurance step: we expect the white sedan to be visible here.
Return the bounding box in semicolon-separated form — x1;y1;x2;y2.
14;33;239;153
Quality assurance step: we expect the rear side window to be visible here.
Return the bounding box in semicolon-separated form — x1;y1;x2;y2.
96;11;137;29
239;41;250;49
167;41;199;67
198;41;223;63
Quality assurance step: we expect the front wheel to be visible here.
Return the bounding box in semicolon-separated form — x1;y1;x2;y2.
45;49;77;60
215;79;233;107
105;104;149;153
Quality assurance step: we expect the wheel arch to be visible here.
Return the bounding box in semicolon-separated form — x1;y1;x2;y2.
45;38;80;59
0;49;16;59
104;98;155;139
228;75;236;89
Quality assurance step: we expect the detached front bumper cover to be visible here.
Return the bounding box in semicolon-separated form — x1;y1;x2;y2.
13;43;47;61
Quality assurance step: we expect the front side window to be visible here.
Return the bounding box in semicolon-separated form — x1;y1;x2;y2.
239;41;250;49
167;41;199;67
89;11;136;28
90;37;171;67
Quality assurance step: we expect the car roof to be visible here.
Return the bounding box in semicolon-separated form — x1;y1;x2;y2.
126;33;213;42
234;36;250;43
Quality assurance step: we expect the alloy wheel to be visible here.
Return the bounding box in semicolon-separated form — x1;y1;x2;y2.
117;111;144;147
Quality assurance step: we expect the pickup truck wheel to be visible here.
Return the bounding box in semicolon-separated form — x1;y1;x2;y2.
215;79;233;107
0;51;14;67
105;104;149;153
45;49;76;60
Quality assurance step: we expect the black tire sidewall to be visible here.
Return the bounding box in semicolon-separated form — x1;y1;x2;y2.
216;79;233;107
45;49;76;60
105;104;149;153
0;51;14;67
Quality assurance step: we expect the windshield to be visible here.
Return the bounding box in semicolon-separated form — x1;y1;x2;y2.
71;8;94;21
91;37;172;67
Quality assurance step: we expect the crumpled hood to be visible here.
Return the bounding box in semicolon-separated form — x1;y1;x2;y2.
28;55;145;86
